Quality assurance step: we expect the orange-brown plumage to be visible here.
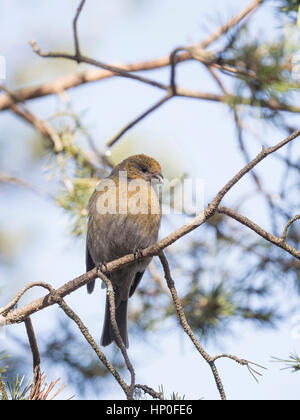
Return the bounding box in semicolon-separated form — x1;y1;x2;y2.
86;154;163;347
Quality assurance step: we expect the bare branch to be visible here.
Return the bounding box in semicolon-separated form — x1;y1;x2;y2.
169;47;188;95
24;317;41;379
281;215;300;242
159;251;266;399
218;206;300;259
0;0;265;112
158;251;226;400
55;296;130;398
106;94;172;148
199;0;265;49
0;170;52;199
134;384;163;400
211;354;266;383
0;281;54;317
29;40;168;92
205;65;228;94
0;0;279;401
29;369;67;400
97;269;136;399
11;104;64;154
1;85;101;188
73;0;86;60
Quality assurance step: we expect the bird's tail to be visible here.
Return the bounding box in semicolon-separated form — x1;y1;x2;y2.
100;295;129;348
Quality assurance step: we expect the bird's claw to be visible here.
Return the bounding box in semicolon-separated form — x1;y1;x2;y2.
96;261;108;275
133;248;143;261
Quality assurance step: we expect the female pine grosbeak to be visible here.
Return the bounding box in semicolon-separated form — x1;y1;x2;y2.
86;154;163;348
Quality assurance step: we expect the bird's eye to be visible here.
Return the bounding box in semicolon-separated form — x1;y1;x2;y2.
141;167;148;173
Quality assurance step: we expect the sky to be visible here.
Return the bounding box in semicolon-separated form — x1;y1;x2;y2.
0;0;300;400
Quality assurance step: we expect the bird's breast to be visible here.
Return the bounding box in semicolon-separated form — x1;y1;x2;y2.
87;178;161;263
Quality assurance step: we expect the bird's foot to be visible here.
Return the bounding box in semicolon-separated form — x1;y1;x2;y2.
133;248;144;261
96;261;108;275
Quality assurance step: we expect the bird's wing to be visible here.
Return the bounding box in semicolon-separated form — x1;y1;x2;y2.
129;271;145;297
86;243;95;271
86;244;96;294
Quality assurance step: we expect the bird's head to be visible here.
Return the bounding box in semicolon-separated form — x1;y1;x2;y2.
111;154;164;184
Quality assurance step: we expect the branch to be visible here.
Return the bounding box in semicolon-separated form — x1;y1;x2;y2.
0;85;102;188
0;0;275;401
97;270;136;399
211;354;266;384
158;251;266;399
281;215;300;242
0;0;295;150
30;40;168;92
73;0;86;60
29;368;66;400
2;128;299;323
24;317;41;380
0;0;264;112
158;252;226;400
8;281;130;397
55;296;130;398
218;206;300;259
106;94;172;148
169;47;188;94
10;102;99;174
232;107;287;235
134;384;163;400
1;0;290;153
0;281;54;317
0;170;52;199
1;125;297;400
11;103;64;153
200;0;265;49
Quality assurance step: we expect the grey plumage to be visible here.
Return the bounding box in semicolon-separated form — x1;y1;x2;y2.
86;154;162;348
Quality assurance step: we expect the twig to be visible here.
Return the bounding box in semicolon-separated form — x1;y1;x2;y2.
23;1;272;151
13;282;130;398
8;101;99;187
97;270;136;399
55;296;130;398
158;251;226;400
159;252;266;399
211;354;266;383
29;369;67;400
135;384;163;400
205;65;228;94
218;206;300;259
170;47;188;95
106;94;172;148
281;214;300;242
24;317;41;379
0;281;54;317
0;0;264;113
0;86;63;154
199;0;265;49
11;104;76;193
0;170;52;199
29;40;168;92
73;0;86;60
1;125;297;400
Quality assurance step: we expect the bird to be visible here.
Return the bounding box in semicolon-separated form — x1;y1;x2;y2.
86;154;163;348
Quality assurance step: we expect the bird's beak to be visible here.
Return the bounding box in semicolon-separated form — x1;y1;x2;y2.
152;172;164;184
